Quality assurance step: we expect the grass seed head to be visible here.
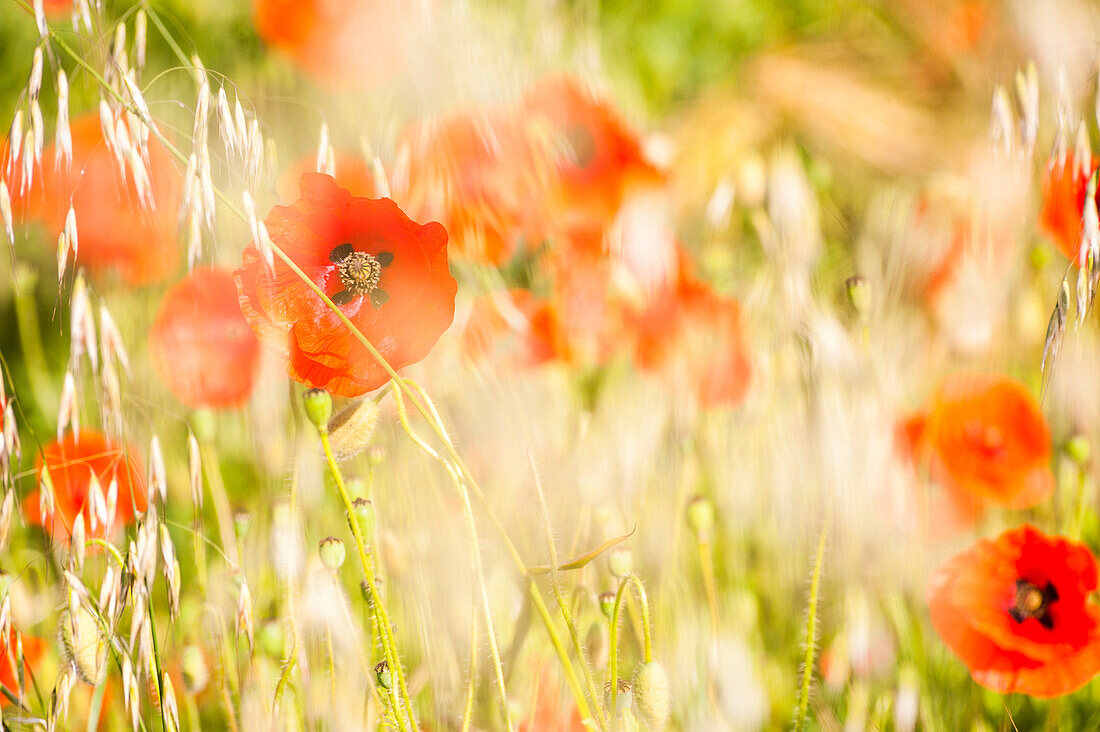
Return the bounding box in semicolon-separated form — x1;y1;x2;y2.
59;604;107;685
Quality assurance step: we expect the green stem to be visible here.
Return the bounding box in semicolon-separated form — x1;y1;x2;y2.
318;429;415;732
794;506;831;732
527;580;592;722
608;575;652;717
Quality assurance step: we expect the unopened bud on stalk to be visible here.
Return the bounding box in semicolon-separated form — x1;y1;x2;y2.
686;495;715;542
181;645;209;695
59;605;107;685
318;536;346;570
608;547;633;579
1066;435;1091;465
367;444;386;466
631;661;671;730
374;661;392;690
599;591;616;621
190;408;216;442
845;275;871;324
303;389;332;431
233;509;252;541
258;621;284;658
349;498;375;545
327;399;380;460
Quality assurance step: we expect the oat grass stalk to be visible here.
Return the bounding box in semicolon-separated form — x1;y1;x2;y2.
794;505;831;732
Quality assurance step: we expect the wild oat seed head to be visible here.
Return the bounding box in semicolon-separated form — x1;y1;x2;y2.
55;70;72;170
57;371;79;441
8;110;24;176
30;100;43;164
28;46;43;101
0;181;13;244
70;513;85;571
59;604;107;685
135;11;147;71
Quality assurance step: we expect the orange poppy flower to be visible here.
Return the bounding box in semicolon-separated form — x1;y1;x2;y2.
920;372;1053;512
16;112;182;284
0;630;46;705
149;268;261;410
1040;156;1098;265
278;151;377;202
625;261;751;408
520;74;662;233
402;110;545;265
25;430;147;542
928;524;1100;697
253;0;422;88
235;172;456;397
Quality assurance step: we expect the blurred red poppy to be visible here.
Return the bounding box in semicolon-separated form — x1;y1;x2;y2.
1040;156;1098;266
0;630;45;705
521;74;662;233
920;372;1052;511
625;258;751;408
462;289;571;368
402;111;545;265
928;524;1100;697
16;112;182;284
278;151;377;202
235;172;456;396
149;268;261;410
253;0;423;88
25;430;147;542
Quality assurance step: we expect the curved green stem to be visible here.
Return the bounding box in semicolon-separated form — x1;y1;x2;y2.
794;505;831;732
607;574;652;717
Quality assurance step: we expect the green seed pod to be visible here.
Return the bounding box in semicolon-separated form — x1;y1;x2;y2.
608;547;633;579
258;620;284;659
302;388;333;430
350;498;376;545
1067;435;1091;465
374;661;392;690
327;399;380;460
599;591;616;621
632;661;670;730
685;495;715;542
605;679;632;717
845;275;871;323
318;536;346;570
233;509;252;541
59;606;107;685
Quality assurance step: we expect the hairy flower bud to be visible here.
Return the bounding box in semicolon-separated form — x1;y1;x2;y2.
632;661;670;730
326;398;380;460
686;495;715;542
59;605;107;685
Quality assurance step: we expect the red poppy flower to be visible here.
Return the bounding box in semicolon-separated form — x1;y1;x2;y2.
625;257;751;408
1040;156;1098;265
235;172;456;397
520;74;663;233
0;630;45;705
921;372;1053;511
25;430;147;542
253;0;423;88
14;112;182;284
149;268;261;410
461;289;571;368
928;524;1100;697
278;151;377;202
402;111;546;265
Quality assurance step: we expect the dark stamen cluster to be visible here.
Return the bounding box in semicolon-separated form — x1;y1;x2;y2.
1009;579;1059;629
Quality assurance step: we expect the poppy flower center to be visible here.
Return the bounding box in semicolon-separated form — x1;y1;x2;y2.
336;251;383;296
1009;579;1058;629
964;419;1004;457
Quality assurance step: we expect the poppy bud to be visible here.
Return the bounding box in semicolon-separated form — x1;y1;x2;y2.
327;399;380;460
685;495;715;542
259;620;284;658
599;591;616;621
632;661;670;730
608;548;633;579
60;605;107;685
233;509;252;541
367;444;386;466
318;536;346;570
1066;435;1091;465
302;388;333;431
845;275;871;324
349;498;376;545
374;660;392;690
181;645;209;695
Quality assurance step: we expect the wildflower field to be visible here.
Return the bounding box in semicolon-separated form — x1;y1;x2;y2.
4;0;1100;729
